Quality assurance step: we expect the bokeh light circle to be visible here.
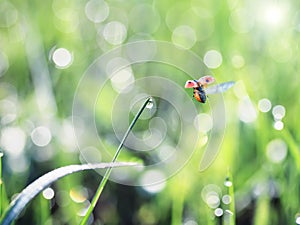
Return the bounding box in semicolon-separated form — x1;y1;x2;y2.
73;41;228;186
0;126;26;157
266;139;287;163
203;50;223;69
103;21;127;45
272;105;286;120
273;120;284;130
172;25;197;49
85;0;109;23
52;48;73;69
258;98;272;112
0;1;18;28
194;113;213;133
31;126;52;147
229;8;254;34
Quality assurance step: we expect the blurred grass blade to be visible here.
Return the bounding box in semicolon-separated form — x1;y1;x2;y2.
282;129;300;172
80;97;152;225
25;22;57;116
0;151;3;217
253;195;269;225
0;162;137;225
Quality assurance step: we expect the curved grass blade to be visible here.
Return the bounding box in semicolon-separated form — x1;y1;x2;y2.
0;162;138;225
80;97;152;225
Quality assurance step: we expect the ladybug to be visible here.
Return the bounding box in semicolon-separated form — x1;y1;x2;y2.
185;76;235;103
193;85;207;103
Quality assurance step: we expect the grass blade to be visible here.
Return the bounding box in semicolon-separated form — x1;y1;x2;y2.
0;162;137;225
0;151;3;217
224;172;236;225
79;97;152;225
282;129;300;172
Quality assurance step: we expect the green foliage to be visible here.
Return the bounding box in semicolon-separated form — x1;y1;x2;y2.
0;0;300;224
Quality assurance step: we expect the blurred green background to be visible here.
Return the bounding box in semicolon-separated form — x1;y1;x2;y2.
1;0;300;224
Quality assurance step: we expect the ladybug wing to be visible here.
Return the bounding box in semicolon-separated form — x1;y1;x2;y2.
185;80;198;88
198;75;215;86
205;81;235;95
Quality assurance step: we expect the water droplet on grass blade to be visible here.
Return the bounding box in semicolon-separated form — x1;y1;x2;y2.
224;177;232;187
43;187;55;200
222;195;231;204
224;210;234;223
214;208;223;217
146;98;154;109
225;209;234;215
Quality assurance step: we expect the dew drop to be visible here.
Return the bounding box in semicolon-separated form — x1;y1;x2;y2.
43;187;55;200
224;177;233;187
214;208;223;217
146;98;154;109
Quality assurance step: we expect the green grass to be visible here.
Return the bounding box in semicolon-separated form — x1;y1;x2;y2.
1;0;300;224
224;172;236;225
80;97;152;225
